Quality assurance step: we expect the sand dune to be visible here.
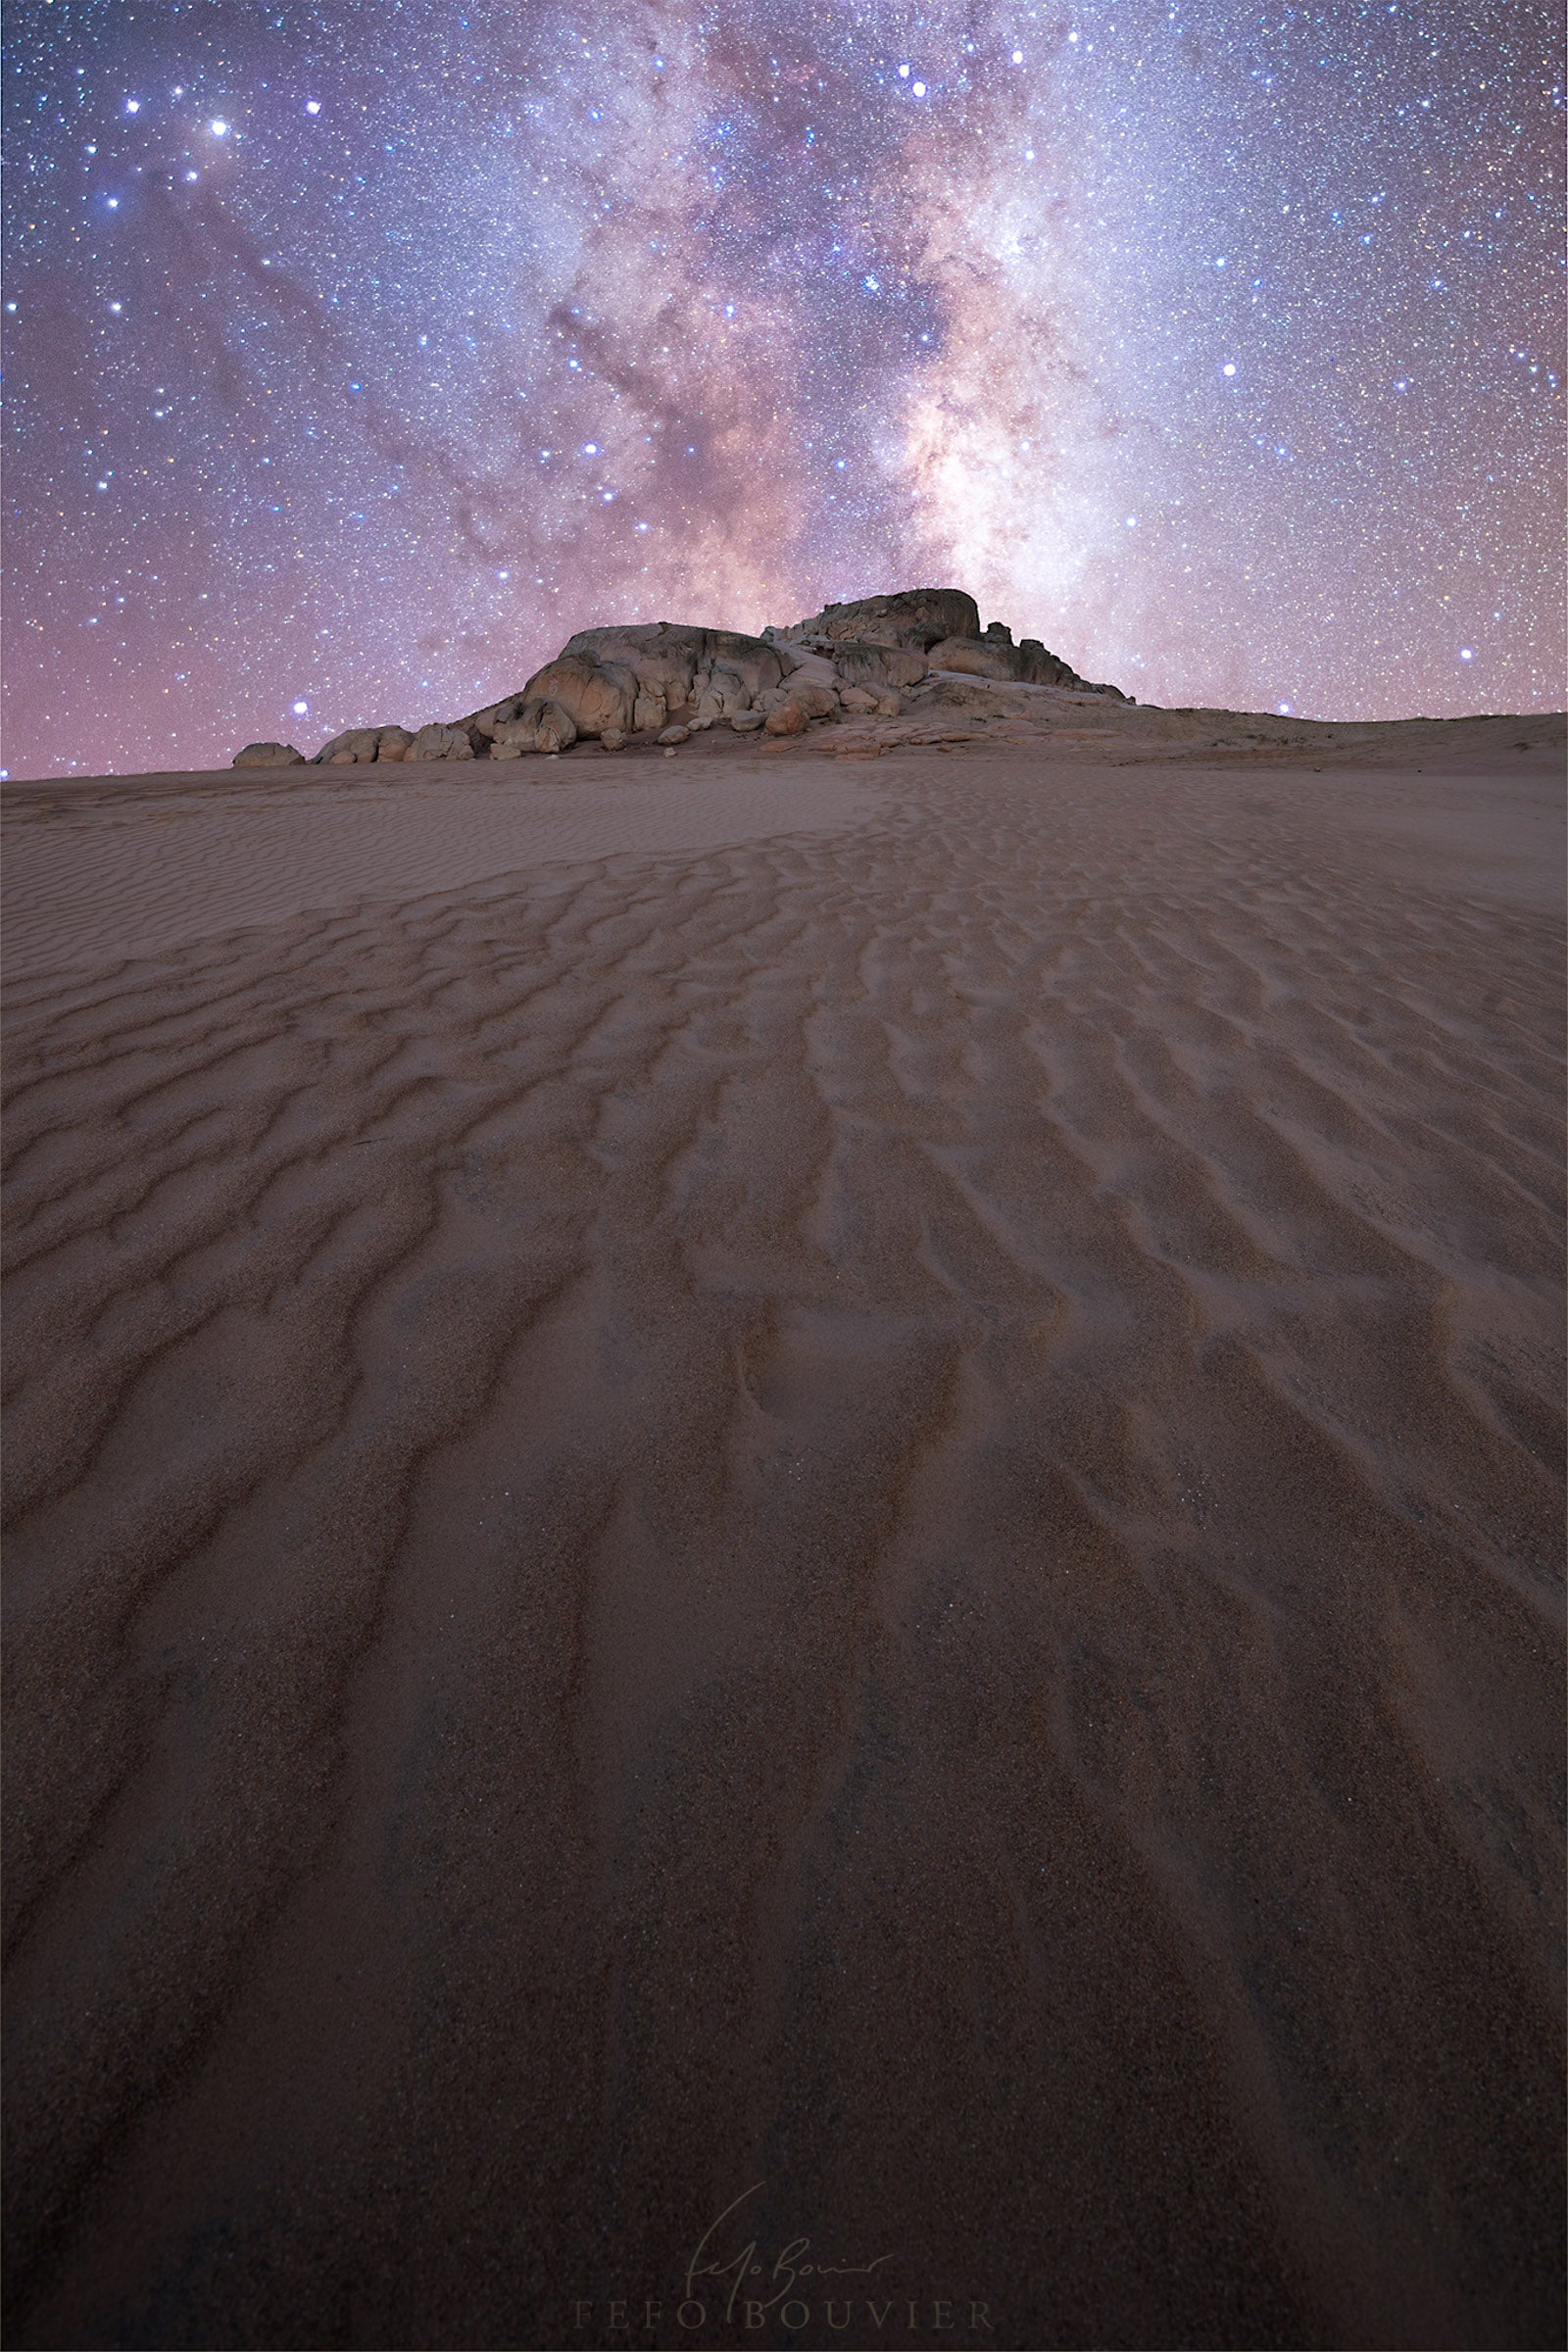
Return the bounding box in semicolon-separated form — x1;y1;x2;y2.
3;727;1563;2350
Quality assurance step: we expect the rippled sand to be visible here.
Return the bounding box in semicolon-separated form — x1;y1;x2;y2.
4;729;1563;2349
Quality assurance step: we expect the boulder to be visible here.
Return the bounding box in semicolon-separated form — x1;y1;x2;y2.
562;623;795;719
454;625;798;758
836;685;880;714
233;741;306;767
376;726;415;760
407;722;477;761
829;641;929;692
776;648;839;691
927;638;1021;681
763;700;808;736
505;654;636;742
657;724;690;746
757;679;838;719
694;663;755;724
489;715;537;756
1014;639;1084;689
600;727;627;752
729;710;765;732
791;589;979;652
533;702;577;756
313;726;384;764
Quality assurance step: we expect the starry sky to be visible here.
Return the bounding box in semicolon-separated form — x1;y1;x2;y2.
4;0;1563;776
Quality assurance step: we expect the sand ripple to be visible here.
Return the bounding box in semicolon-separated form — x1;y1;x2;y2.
4;758;1563;2348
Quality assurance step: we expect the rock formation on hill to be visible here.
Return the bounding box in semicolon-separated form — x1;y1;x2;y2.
790;588;984;652
235;590;1124;767
783;589;1106;691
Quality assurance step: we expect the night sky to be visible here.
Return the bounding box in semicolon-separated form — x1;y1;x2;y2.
4;0;1563;777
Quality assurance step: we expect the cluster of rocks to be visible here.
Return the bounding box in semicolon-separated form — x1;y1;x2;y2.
785;588;1123;692
233;591;1124;768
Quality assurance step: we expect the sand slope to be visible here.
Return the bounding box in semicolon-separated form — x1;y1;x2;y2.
4;737;1564;2349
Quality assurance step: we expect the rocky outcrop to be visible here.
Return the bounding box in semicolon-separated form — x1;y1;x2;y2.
757;677;838;722
1015;641;1076;687
313;727;385;764
304;723;424;764
822;640;927;692
789;588;980;652
533;703;577;756
509;655;637;742
456;624;802;754
265;590;1124;771
233;742;306;767
780;589;1122;696
926;638;1020;681
927;626;1123;697
562;624;795;728
407;722;477;762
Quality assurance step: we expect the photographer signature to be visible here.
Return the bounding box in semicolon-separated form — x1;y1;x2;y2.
686;2181;893;2323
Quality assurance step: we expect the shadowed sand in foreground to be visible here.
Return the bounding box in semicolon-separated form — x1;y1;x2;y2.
3;711;1564;2350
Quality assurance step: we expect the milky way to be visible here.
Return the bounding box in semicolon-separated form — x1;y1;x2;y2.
4;0;1563;775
